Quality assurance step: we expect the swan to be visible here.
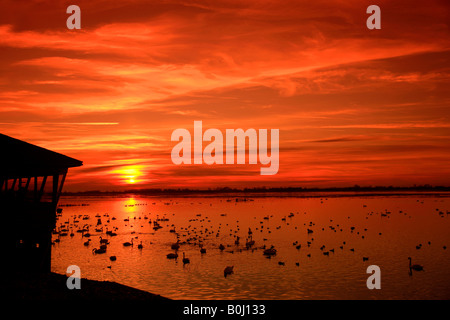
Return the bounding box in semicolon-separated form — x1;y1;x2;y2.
408;257;424;271
171;240;180;250
167;253;178;259
92;248;106;254
263;246;277;256
138;241;143;249
224;266;234;277
123;239;133;247
182;252;190;264
246;236;255;248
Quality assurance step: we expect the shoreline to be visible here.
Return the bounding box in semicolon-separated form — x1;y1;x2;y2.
7;272;171;301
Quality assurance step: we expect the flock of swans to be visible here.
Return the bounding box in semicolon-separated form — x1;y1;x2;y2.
51;198;449;281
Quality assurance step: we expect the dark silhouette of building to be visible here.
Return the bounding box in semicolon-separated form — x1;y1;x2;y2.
0;134;82;273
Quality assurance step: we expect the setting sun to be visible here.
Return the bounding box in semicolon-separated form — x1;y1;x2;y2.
112;165;144;185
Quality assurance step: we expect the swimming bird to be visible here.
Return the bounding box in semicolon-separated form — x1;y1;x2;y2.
171;240;180;250
408;257;424;271
92;248;106;254
138;241;143;249
246;236;255;248
224;266;234;277
263;246;277;256
182;252;190;264
109;256;117;261
123;239;133;247
167;253;178;259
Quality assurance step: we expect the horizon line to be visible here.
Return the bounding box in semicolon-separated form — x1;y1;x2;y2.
61;184;450;195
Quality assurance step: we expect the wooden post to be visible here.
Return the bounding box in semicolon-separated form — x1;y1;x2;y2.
24;176;31;191
37;176;47;202
56;170;67;204
34;176;38;202
52;174;58;206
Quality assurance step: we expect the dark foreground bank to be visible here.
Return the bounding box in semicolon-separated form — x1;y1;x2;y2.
4;273;444;319
6;272;170;301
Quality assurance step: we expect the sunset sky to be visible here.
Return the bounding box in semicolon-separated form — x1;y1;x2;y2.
1;0;449;191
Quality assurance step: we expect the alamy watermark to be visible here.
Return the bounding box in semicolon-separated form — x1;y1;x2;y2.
171;121;279;175
366;265;381;289
66;265;81;289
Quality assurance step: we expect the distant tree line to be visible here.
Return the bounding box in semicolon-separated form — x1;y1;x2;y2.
62;184;450;196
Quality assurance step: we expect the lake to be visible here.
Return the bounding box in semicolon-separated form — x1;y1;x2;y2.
51;193;450;299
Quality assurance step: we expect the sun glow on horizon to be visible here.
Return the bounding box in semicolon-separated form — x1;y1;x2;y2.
112;165;145;185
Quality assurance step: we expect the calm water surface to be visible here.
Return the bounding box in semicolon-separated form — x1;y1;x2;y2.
51;193;450;299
